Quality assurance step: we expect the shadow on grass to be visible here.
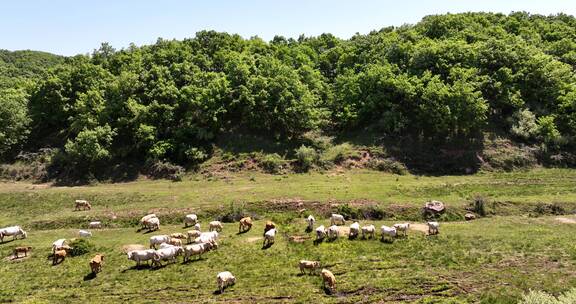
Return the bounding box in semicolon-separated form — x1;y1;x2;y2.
0;239;16;245
182;257;205;265
261;242;274;250
236;229;250;235
313;238;324;246
83;272;97;281
121;264;153;272
304;227;313;233
322;286;334;295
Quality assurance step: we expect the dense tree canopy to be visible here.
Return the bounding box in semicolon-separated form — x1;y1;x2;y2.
1;12;576;175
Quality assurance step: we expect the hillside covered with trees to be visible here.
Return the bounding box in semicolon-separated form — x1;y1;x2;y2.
1;12;576;182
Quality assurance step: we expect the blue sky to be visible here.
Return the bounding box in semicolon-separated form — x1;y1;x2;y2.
1;0;575;56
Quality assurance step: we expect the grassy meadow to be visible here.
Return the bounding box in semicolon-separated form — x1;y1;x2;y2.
1;168;576;303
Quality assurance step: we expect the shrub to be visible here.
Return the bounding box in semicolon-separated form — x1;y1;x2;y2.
533;203;566;216
336;204;361;220
368;158;408;175
321;143;360;165
510;109;538;141
146;160;184;181
520;288;576;304
260;153;286;174
294;145;318;172
470;194;487;217
68;238;95;257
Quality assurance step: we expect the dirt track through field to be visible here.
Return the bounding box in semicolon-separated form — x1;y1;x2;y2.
556;217;576;224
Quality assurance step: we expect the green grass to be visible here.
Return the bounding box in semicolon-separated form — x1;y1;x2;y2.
1;168;576;302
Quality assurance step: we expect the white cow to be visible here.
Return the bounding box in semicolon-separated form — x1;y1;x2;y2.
393;223;410;237
78;230;92;237
52;238;67;253
145;217;160;231
149;235;171;249
315;225;327;240
427;221;440;235
183;242;216;262
349;222;360;238
327;225;339;240
330;214;346;226
152;245;183;267
193;223;201;231
140;214;157;229
0;226;27;242
127;249;156;266
89;221;102;229
306;215;316;231
263;228;276;246
209;221;223;232
184;214;198;227
195;231;219;244
380;225;397;241
217;271;236;293
361;225;376;239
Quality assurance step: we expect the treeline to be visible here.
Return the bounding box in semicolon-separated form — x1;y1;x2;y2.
1;12;576;179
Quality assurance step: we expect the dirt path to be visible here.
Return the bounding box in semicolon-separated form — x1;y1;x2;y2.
410;223;429;234
556;217;576;224
121;244;146;253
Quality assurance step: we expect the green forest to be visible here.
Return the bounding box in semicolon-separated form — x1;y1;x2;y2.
2;12;576;182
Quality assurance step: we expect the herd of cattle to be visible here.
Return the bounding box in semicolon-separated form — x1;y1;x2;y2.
1;199;442;294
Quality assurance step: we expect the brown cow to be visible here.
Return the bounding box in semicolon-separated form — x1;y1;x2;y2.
74;200;92;211
321;269;336;292
53;249;67;265
13;246;32;258
239;217;253;233
90;254;104;273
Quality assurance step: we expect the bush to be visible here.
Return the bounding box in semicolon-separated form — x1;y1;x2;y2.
294;145;318;172
321;143;360;165
368;158;408;175
510;109;538;141
520;288;576;304
260;153;286;174
336;204;361;220
68;238;95;257
470;194;487;217
146;160;184;181
533;203;566;216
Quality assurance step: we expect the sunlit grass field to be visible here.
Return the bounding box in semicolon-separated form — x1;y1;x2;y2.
1;168;576;303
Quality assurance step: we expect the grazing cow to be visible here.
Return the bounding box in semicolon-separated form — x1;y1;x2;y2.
193;223;201;231
216;271;236;293
52;239;67;253
79;230;92;237
393;223;410;237
380;225;397;241
145;217;160;231
152;245;183;267
321;269;336;292
140;214;157;229
90;254;104;273
239;217;252;233
89;221;102;229
168;238;183;246
315;225;327;241
186;230;201;244
149;235;171;249
195;231;219;244
327;225;339;240
209;221;223;232
361;225;376;239
330;214;345;226
306;215;316;231
299;260;320;275
127;249;156;267
0;226;27;242
264;221;276;235
13;246;32;258
183;241;215;262
263;228;276;247
184;214;198;228
75;200;91;211
427;221;440;235
349;222;360;238
170;233;187;239
53;249;67;265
